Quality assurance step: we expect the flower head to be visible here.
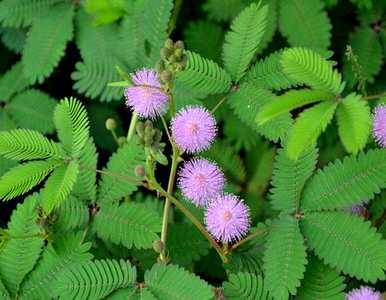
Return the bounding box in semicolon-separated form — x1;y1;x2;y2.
124;68;168;119
205;194;250;243
346;286;381;300
373;105;386;147
178;158;225;207
171;106;217;153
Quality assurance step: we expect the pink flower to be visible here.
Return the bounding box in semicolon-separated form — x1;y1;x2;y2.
178;158;225;207
124;68;168;119
171;106;217;153
205;194;250;243
373;105;386;147
346;286;381;300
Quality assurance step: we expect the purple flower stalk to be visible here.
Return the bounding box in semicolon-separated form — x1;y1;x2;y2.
124;68;168;119
205;194;250;243
171;106;217;153
178;158;225;207
373;105;386;147
346;286;382;300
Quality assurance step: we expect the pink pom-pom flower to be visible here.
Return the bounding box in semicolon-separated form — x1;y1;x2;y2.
205;194;250;243
346;286;381;300
373;105;386;147
171;106;217;153
124;68;168;119
178;158;225;207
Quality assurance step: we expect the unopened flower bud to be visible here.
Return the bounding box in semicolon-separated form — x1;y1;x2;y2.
175;40;184;49
117;136;126;146
105;118;117;131
136;122;145;136
168;55;177;63
160;70;173;82
156;60;165;73
153;240;165;253
160;48;172;60
164;38;174;49
134;165;145;177
174;48;183;59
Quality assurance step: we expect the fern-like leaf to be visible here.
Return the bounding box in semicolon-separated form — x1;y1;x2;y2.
0;194;44;296
301;211;386;282
0;27;26;54
7;89;56;134
245;50;301;91
41;160;79;214
301;149;386;211
0;159;60;201
270;147;318;213
53;259;136;300
203;0;245;22
54;97;90;158
145;264;213;300
0;129;62;161
222;2;268;82
336;93;371;154
344;26;383;87
0;62;30;102
281;48;343;95
296;256;346;300
257;89;335;125
54;195;89;231
228;83;293;142
71;138;97;201
264;216;307;299
0;0;63;27
176;50;231;95
286;101;337;160
97;139;145;203
22;3;74;84
20;233;92;299
223;272;272;300
94;202;161;249
279;0;332;55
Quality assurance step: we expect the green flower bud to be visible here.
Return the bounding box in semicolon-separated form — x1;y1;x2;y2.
164;38;174;49
117;136;126;146
136;122;145;136
174;48;183;59
156;60;165;73
175;40;184;49
160;70;173;82
168;55;177;63
160;47;172;60
105;118;116;131
134;165;145;177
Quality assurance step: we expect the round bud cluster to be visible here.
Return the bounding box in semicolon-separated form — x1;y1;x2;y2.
136;120;163;150
156;38;188;86
105;118;117;131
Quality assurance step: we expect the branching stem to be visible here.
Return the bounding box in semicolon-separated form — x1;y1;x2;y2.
127;112;139;142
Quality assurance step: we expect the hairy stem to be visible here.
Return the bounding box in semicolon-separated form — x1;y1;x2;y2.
127;112;139;142
159;145;180;262
364;91;386;100
168;0;183;35
230;227;269;251
211;96;227;114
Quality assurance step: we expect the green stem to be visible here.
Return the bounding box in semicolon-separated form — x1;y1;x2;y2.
167;0;183;35
230;227;268;251
127;112;139;142
159;145;180;262
364;91;386;100
211;95;227;114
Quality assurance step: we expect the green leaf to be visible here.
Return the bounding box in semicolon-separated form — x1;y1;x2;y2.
223;272;272;300
94;202;161;249
53;259;136;300
71;138;98;202
278;0;331;55
97;139;145;203
0;194;44;296
22;3;74;84
0;156;17;178
6;89;56;134
54;97;90;158
0;62;30;102
222;2;268;82
167;223;209;267
336;93;371;154
0;159;59;201
301;211;386;282
286;101;338;160
20;233;92;299
257;89;335;125
270;147;318;213
176;50;231;95
145;264;213;300
0;129;62;161
203;0;245;22
1;27;26;54
257;0;278;55
0;0;62;27
0;110;16;131
296;256;346;300
54;195;89;231
264;216;307;299
228;83;293;142
344;26;383;87
301;149;386;211
281;48;343;95
41;160;79;214
245;50;301;91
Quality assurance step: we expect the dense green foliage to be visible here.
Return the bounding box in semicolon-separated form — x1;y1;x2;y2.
0;0;385;299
